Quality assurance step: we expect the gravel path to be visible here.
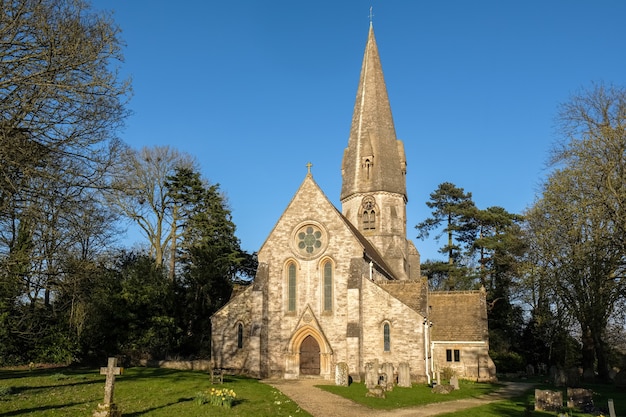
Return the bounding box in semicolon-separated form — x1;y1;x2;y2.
265;379;533;417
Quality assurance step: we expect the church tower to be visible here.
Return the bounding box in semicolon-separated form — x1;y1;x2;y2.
341;23;415;280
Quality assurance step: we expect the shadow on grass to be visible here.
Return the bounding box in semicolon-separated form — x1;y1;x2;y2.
0;402;86;416
123;397;194;417
123;396;249;416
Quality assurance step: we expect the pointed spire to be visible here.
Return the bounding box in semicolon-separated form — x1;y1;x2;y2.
340;24;406;201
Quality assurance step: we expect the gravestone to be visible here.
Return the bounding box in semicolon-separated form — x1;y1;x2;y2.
93;357;123;417
378;372;388;391
397;362;411;387
566;387;593;411
608;398;616;417
450;375;460;390
526;364;535;376
381;363;394;391
364;361;379;389
335;362;350;387
550;366;567;387
435;370;441;386
534;389;563;412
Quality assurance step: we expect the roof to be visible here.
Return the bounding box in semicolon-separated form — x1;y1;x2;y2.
340;24;406;201
428;289;489;342
377;279;428;314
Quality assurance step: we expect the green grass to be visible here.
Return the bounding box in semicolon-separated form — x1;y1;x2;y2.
424;381;626;417
0;367;311;416
318;379;500;409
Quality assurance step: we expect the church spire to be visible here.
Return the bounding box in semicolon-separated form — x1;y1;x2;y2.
340;23;406;202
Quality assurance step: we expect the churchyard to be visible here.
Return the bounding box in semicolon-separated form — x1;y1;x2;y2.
0;365;623;416
0;366;308;417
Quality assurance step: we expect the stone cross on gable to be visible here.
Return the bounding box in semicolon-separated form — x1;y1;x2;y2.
100;357;122;405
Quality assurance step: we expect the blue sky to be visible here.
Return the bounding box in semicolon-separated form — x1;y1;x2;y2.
91;1;626;262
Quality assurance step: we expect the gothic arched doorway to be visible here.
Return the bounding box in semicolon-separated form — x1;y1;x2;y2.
299;335;320;375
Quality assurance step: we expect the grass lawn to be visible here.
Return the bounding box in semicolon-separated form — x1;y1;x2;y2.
0;367;311;417
434;380;626;417
318;379;500;409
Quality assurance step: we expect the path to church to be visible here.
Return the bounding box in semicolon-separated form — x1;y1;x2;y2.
266;379;533;417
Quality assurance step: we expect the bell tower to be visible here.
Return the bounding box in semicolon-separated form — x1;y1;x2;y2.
340;23;415;280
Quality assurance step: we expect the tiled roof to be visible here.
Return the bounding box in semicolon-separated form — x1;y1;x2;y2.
428;290;489;342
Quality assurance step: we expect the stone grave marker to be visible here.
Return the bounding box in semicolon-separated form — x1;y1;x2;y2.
450;375;460;390
335;362;349;387
381;363;394;391
608;398;616;417
364;361;379;389
566;387;593;411
93;357;123;417
397;362;411;387
534;389;563;412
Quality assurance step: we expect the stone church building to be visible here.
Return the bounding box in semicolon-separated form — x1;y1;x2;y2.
211;24;496;383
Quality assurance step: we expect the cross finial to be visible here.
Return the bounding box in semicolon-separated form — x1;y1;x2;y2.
369;6;374;26
306;162;313;174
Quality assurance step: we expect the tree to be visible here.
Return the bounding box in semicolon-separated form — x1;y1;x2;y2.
416;182;476;289
525;83;626;380
107;146;195;275
470;207;526;358
1;0;130;210
416;182;476;264
0;0;130;365
167;167;254;355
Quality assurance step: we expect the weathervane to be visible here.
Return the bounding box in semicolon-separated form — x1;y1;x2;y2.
369;6;374;25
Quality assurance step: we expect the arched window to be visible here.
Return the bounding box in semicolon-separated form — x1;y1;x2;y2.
288;263;297;312
323;261;333;311
237;323;244;349
365;158;372;179
363;210;376;230
383;322;391;352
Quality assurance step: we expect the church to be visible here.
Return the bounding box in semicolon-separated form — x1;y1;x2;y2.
211;23;496;383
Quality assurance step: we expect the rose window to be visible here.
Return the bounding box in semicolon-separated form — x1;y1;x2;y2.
298;226;322;254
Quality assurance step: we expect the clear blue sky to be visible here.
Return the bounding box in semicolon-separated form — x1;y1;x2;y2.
91;0;626;262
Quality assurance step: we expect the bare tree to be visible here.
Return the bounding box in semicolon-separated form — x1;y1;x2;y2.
525;83;626;380
108;146;195;276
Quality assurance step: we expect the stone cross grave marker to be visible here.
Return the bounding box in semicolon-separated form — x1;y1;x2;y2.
100;357;122;405
93;357;123;417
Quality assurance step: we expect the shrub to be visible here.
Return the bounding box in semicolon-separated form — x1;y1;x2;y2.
441;367;455;382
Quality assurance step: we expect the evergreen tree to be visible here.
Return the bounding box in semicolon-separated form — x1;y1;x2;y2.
416;182;476;289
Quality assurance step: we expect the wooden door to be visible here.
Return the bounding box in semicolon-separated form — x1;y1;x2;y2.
299;335;320;375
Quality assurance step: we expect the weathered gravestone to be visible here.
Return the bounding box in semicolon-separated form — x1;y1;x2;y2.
381;363;394;391
93;357;123;417
378;372;389;391
335;362;350;387
450;375;460;390
364;361;379;389
397;362;411;387
534;389;563;412
566;387;593;411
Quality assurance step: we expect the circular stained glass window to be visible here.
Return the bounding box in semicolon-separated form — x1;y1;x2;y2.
298;226;322;253
292;223;327;258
